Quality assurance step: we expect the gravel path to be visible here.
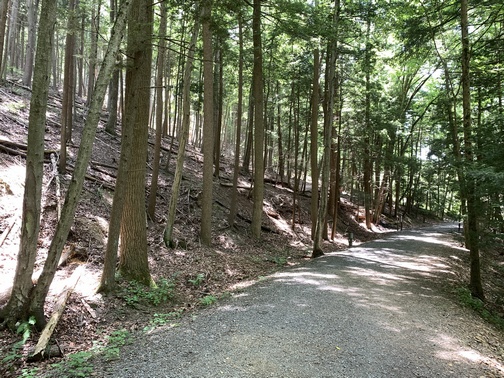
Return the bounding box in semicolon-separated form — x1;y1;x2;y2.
104;224;503;377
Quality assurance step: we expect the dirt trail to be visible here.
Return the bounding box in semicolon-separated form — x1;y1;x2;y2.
102;224;504;377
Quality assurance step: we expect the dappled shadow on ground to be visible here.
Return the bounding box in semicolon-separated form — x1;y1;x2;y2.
211;226;504;376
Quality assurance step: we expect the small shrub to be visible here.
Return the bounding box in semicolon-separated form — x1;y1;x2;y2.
199;295;218;306
456;287;504;329
188;273;206;287
119;278;175;307
50;351;94;378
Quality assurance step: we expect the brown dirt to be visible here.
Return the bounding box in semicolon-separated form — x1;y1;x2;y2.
0;80;502;377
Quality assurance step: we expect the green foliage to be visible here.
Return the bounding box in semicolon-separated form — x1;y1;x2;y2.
269;256;288;266
143;310;183;332
102;329;132;361
20;367;39;377
456;287;504;330
199;295;218;306
1;316;36;367
188;273;206;287
50;351;94;378
119;277;175;307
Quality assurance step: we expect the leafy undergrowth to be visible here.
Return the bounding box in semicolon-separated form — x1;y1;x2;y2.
0;81;503;377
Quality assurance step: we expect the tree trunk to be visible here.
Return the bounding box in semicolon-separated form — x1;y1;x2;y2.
0;0;57;329
0;0;9;75
59;0;77;174
200;0;214;245
86;0;100;107
164;11;200;247
106;0;119;135
147;0;167;220
313;0;339;257
251;0;265;239
25;0;133;316
118;0;153;285
460;0;484;300
228;12;244;227
22;0;38;86
310;48;320;238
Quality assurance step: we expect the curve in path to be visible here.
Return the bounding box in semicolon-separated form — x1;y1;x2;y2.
105;224;503;378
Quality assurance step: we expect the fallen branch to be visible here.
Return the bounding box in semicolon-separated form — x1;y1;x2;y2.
28;265;84;362
0;216;17;248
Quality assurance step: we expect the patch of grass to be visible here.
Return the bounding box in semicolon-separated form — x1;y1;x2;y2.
46;329;133;377
456;287;504;329
49;350;94;378
119;277;175;307
270;256;287;266
199;295;218;306
143;310;183;332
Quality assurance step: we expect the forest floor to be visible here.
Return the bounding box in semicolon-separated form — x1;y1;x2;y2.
0;80;503;377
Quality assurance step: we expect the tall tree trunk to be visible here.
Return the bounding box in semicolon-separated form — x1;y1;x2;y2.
310;48;320;238
213;47;222;177
0;0;9;75
313;0;338;257
86;0;100;106
251;0;265;239
276;81;285;185
24;0;133;317
228;12;244;227
59;0;77;173
163;11;200;247
147;0;167;220
22;0;38;86
118;0;153;285
460;0;484;300
106;0;119;135
200;0;214;245
0;0;57;330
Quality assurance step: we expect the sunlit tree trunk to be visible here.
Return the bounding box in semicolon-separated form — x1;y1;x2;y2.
164;11;200;247
0;0;57;329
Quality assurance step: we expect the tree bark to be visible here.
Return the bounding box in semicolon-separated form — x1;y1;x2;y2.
0;0;57;329
310;48;320;239
460;0;484;300
164;11;200;247
200;0;214;245
118;0;153;285
22;0;38;86
251;0;265;239
228;14;244;227
147;0;167;220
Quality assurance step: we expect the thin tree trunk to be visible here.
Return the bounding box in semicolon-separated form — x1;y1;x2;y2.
310;48;320;238
228;13;243;227
251;0;265;238
147;0;167;220
0;0;9;75
460;0;484;300
163;12;200;247
200;0;214;245
22;0;38;86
